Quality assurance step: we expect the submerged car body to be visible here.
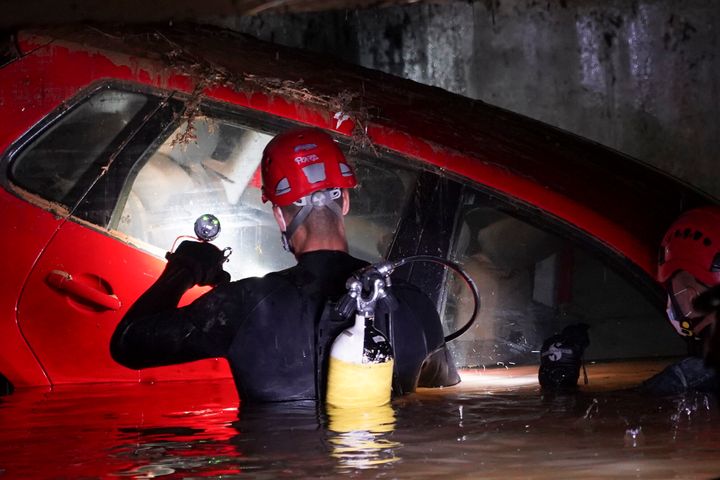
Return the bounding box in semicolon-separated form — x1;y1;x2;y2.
0;24;712;391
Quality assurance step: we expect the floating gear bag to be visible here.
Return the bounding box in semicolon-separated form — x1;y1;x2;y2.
539;323;590;389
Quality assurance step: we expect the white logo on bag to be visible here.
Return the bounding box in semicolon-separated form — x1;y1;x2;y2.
543;342;572;362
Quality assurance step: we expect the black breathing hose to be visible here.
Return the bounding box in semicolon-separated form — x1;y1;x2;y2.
390;255;480;343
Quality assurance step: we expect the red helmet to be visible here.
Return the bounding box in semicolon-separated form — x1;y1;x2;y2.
261;127;356;206
658;206;720;287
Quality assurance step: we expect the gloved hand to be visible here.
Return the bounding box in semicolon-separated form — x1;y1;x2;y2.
166;240;230;286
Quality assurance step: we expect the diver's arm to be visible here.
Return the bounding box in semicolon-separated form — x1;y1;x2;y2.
407;287;461;388
110;242;235;369
417;345;461;388
386;283;461;392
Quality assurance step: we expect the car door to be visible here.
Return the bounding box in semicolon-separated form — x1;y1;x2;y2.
12;85;201;384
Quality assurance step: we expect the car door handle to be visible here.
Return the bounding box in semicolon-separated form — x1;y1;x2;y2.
46;270;122;311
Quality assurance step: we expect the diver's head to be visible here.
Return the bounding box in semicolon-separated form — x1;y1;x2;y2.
658;206;720;339
261;127;356;254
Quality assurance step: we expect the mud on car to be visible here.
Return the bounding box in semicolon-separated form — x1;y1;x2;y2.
0;25;711;393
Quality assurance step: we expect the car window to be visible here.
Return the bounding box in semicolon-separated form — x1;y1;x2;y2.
9;89;149;207
113;114;418;280
443;189;687;368
345;160;418;263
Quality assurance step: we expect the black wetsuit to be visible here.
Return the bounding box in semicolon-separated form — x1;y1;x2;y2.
111;250;459;403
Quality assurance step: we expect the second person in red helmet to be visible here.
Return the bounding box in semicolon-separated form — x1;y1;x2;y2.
111;127;460;403
641;206;720;394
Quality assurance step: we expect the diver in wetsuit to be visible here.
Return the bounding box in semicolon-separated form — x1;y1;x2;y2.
110;127;459;403
640;206;720;395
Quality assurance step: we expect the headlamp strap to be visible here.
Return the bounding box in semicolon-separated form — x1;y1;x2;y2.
284;204;313;244
281;189;343;252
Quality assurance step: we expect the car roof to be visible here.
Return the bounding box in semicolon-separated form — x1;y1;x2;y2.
13;24;715;277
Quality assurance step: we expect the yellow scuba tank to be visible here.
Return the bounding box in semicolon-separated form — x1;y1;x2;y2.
324;255;481;408
326;312;394;408
326;272;395;408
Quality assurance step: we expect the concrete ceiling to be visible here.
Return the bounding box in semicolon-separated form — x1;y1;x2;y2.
1;0;430;29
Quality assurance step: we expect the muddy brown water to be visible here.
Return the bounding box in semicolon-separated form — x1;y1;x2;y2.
1;359;718;479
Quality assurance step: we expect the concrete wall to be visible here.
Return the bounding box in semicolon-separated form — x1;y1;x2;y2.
211;0;720;199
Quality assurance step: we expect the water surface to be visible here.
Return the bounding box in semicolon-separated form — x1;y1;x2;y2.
1;360;719;479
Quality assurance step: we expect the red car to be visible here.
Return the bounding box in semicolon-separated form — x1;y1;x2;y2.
0;24;710;393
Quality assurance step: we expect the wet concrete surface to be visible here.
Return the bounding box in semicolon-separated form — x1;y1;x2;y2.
218;1;720;199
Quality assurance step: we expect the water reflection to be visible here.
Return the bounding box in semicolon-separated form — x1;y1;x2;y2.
108;399;402;477
327;404;400;469
2;363;720;479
